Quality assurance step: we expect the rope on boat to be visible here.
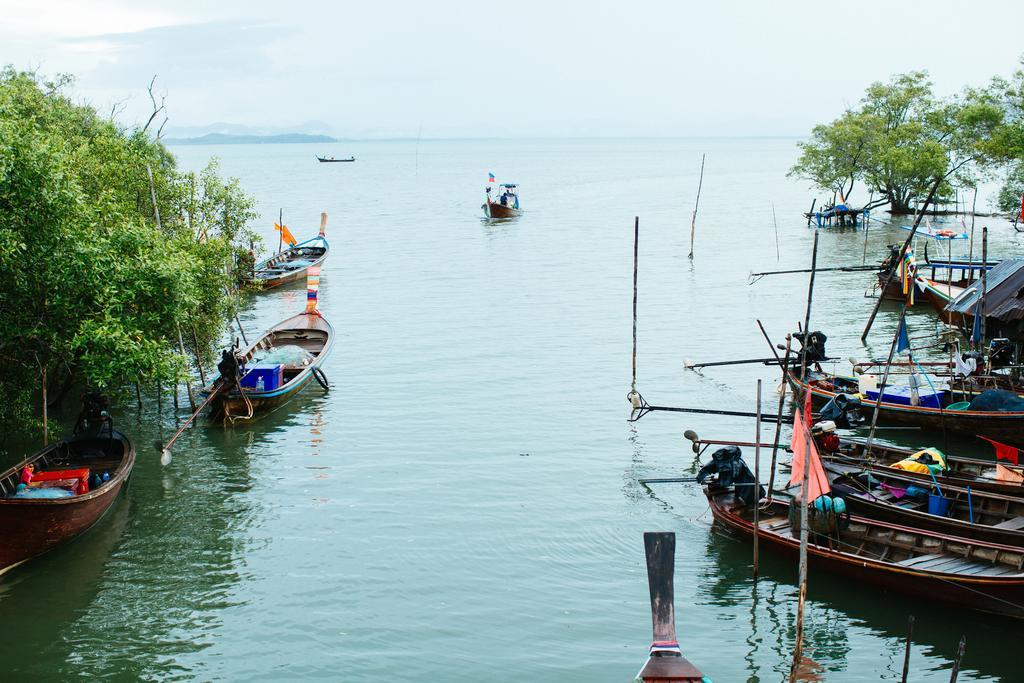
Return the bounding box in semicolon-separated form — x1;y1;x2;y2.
312;366;329;391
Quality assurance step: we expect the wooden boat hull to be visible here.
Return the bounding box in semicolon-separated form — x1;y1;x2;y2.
821;439;1024;497
483;201;522;219
792;373;1024;448
827;467;1024;547
203;312;334;421
706;488;1024;619
253;236;329;290
0;431;135;576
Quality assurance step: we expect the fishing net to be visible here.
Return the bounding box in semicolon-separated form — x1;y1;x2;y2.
256;345;314;367
968;389;1024;412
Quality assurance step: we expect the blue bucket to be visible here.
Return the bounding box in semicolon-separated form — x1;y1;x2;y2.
928;494;952;516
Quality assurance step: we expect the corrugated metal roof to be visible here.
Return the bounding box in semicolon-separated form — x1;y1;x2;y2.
946;258;1024;321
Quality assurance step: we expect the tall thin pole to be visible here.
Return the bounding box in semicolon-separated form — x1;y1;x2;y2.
632;216;639;392
862;175;944;342
40;364;48;446
177;324;198;411
968;188;977;268
798;231;820;382
762;327;791;498
688;154;705;260
771;202;780;262
753;379;762;580
865;304;908;456
146;164;162;230
980;227;988;346
949;635;967;682
790;417;812;682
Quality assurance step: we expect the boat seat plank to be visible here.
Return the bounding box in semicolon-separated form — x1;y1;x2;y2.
993;516;1024;530
895;554;944;568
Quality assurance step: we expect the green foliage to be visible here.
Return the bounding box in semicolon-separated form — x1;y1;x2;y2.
0;67;259;434
790;71;1007;213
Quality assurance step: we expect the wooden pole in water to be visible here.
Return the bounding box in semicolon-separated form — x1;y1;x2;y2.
900;615;914;683
771;202;780;262
949;635;966;682
753;379;762;580
756;321;791;499
278;208;284;255
862;192;873;265
968;188;977;266
864;304;908;456
688;154;705;259
862;175;943;343
790;417;812;683
806;198;816;227
632;216;639;392
190;323;208;386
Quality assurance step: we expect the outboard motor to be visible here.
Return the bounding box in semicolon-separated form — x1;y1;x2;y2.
791;330;828;363
74;392;111;435
819;392;864;428
696;446;764;507
217;345;246;386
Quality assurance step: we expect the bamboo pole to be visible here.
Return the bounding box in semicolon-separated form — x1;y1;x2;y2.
798;231;820;382
763;327;791;498
632;217;639;392
790;417;812;682
862;176;944;343
688;155;705;259
771;202;780;262
864;304;908;456
900;615;915;683
278;208;284;255
40;364;48;446
980;227;988;346
753;379;762;580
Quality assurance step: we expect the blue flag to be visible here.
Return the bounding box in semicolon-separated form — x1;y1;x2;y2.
896;317;910;354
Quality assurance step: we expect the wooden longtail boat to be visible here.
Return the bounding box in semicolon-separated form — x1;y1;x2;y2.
790;371;1024;448
483;183;522;219
252;214;330;289
916;277;970;325
0;427;135;576
825;465;1024;547
316;156;355;163
706;486;1024;619
819;437;1024;496
635;532;705;683
201;310;334;421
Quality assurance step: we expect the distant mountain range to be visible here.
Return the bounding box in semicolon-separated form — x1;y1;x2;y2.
164;132;337;145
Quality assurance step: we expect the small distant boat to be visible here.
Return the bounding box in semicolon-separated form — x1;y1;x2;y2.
316;155;355;163
483;183;522;219
0;402;135;576
252;213;330;289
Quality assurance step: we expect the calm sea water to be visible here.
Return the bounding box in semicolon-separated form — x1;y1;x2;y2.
3;138;1024;681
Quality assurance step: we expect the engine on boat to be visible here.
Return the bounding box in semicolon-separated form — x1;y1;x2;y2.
818;393;864;428
697;446;764;507
791;330;828;363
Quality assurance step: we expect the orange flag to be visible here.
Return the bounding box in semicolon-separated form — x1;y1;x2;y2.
788;392;831;502
274;222;297;247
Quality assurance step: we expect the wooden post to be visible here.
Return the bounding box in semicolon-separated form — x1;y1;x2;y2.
900;615;914;683
771;202;780;262
753;379;762;580
862;175;944;343
632;216;639;392
980;227;988;346
806;198;816;227
688;154;705;259
865;304;908;456
949;635;966;682
798;231;820;382
765;330;792;498
278;207;284;255
790;419;812;682
135;381;142;409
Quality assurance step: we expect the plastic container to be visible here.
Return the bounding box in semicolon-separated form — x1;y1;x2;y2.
947;401;971;411
927;494;952;516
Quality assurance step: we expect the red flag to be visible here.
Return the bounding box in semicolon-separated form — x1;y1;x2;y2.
788;400;831;502
1019;193;1024;224
978;436;1020;465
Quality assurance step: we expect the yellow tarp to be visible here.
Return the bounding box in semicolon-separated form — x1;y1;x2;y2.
891;447;947;474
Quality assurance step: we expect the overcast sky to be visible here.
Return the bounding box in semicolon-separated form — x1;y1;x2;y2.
3;0;1023;138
